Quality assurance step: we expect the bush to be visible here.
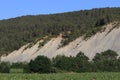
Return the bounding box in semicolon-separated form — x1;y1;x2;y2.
24;50;120;73
92;50;119;72
52;53;91;72
11;62;25;69
52;55;74;71
25;56;51;73
0;62;10;73
23;64;30;73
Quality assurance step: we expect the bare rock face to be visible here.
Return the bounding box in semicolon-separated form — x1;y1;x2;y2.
1;22;120;62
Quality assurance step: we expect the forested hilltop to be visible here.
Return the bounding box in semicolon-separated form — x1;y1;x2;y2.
0;7;120;55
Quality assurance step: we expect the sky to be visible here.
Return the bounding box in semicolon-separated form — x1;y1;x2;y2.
0;0;120;20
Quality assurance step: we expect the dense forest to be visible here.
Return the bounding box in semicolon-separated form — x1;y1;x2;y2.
0;7;120;55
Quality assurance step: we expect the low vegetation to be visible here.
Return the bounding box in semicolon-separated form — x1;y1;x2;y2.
0;62;10;73
21;49;120;73
24;56;51;73
0;49;120;74
0;50;120;80
1;49;120;74
0;73;120;80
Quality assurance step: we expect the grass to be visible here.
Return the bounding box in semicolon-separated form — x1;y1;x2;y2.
0;72;120;80
10;69;23;73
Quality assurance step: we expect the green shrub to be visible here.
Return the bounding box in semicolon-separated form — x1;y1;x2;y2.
25;56;51;73
11;62;25;69
0;62;10;73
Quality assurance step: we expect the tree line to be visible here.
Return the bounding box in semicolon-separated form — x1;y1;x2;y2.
1;49;120;73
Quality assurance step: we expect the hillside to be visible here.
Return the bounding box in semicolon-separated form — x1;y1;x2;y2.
1;22;120;62
0;8;120;62
0;7;120;55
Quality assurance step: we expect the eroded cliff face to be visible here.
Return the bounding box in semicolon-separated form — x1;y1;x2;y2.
1;22;120;62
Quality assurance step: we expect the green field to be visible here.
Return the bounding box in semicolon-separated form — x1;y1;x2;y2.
0;72;120;80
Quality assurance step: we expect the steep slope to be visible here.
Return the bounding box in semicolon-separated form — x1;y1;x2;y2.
1;22;120;62
0;8;120;55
